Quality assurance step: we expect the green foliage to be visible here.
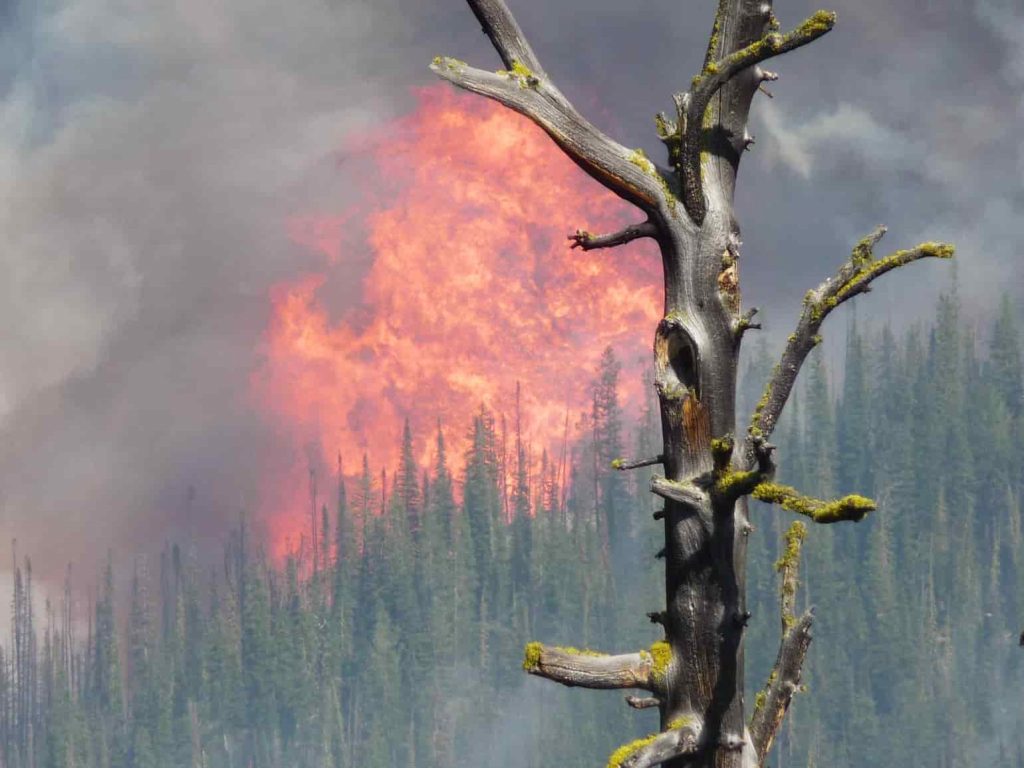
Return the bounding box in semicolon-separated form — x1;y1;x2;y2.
744;288;1024;767
0;295;1022;768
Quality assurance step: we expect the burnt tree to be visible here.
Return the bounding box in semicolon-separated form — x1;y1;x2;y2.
431;3;953;766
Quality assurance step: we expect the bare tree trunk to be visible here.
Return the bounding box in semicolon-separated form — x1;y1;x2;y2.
431;2;953;766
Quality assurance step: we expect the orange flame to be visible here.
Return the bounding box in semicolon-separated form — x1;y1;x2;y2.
251;86;662;554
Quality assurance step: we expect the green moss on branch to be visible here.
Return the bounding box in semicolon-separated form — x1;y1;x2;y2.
605;714;695;768
776;521;807;573
607;733;659;768
628;149;678;216
432;56;467;72
714;469;761;497
496;59;539;89
750;364;780;433
796;10;838;37
648;641;671;687
710;436;734;466
523;642;543;672
752;482;875;523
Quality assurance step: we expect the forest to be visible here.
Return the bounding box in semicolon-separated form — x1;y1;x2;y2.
0;288;1020;768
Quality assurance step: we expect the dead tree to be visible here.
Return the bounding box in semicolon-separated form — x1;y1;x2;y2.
431;3;953;766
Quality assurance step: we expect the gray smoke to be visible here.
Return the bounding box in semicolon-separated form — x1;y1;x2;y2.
0;0;1020;585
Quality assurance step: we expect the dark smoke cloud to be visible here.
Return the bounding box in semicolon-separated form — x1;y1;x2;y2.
0;0;1020;581
0;0;423;570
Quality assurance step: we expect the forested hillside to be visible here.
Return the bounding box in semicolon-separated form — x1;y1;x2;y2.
1;289;1021;768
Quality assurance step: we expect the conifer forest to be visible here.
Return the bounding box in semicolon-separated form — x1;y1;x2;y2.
0;292;1019;768
3;0;1022;766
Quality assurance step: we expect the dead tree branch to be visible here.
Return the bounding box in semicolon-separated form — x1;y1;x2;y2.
752;483;874;524
613;454;664;471
569;222;657;251
733;306;762;338
678;10;836;222
608;717;704;768
749;522;814;763
747;230;954;451
650;476;706;508
462;0;543;75
625;696;662;710
431;1;673;215
523;643;657;691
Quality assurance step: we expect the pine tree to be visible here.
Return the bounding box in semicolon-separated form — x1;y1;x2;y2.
990;294;1023;417
398;419;422;538
240;549;276;740
591;348;630;591
510;385;533;605
204;568;244;741
804;349;836;498
837;317;872;497
91;555;126;768
463;412;497;617
3;282;1024;768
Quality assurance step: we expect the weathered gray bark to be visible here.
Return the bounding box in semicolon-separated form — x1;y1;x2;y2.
431;2;953;766
523;644;657;690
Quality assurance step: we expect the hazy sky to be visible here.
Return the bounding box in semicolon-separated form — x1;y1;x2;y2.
0;0;1020;583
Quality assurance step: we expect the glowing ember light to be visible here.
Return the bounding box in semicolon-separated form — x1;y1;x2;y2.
251;86;661;555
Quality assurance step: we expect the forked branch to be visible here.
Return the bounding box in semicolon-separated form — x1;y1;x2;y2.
692;11;836;107
712;434;776;501
431;1;670;213
710;445;867;525
462;0;543;75
679;10;836;222
750;522;814;763
747;230;954;449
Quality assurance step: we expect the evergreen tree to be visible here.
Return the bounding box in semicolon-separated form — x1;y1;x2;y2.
0;293;1021;768
397;419;421;537
240;550;276;740
836;316;872;497
591;347;626;566
463;411;497;617
510;385;533;605
990;294;1023;416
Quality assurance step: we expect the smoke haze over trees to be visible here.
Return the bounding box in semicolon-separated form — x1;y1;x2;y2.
1;1;1022;763
0;294;1020;767
0;0;1021;580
